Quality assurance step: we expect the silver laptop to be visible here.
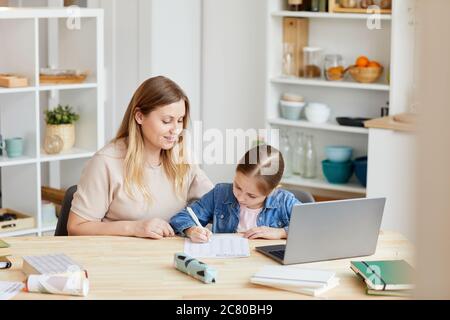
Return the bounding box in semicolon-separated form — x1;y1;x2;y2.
255;198;386;265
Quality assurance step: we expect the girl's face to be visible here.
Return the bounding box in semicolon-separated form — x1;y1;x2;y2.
135;99;186;151
233;171;268;209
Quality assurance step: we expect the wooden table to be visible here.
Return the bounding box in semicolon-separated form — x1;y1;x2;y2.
0;231;414;300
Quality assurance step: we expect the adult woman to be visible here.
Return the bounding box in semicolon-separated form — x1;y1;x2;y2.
67;76;214;238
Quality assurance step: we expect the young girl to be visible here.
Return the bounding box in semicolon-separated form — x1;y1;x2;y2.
170;145;301;243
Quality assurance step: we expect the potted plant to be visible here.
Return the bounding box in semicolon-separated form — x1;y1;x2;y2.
44;104;80;151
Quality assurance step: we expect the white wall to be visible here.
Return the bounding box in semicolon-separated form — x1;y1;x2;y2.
201;0;266;183
367;129;417;242
89;0;202;142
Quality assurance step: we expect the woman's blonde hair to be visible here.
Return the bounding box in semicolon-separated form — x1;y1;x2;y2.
236;145;285;195
113;76;190;204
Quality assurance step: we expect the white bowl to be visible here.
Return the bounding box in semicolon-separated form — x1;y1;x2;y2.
305;103;331;124
307;102;329;112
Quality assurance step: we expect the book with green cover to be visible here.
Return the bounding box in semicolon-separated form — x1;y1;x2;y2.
350;260;415;291
366;289;413;297
0;239;12;257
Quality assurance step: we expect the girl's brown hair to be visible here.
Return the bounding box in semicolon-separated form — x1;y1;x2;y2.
113;76;190;203
236;145;285;195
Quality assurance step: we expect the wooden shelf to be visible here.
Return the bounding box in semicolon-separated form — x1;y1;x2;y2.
281;175;366;194
271;77;390;91
268;118;369;134
272;10;392;20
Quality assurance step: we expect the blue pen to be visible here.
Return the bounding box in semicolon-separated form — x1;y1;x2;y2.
0;261;12;269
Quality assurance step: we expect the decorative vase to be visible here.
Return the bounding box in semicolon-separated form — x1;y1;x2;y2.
45;124;75;151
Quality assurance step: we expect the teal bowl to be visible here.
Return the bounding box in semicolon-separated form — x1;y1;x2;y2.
354;156;368;187
325;146;353;163
322;160;354;184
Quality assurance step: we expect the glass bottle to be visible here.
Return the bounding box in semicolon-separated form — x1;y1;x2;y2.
319;0;328;12
311;0;320;12
292;132;306;176
287;0;304;11
280;133;293;178
303;47;323;78
304;135;317;179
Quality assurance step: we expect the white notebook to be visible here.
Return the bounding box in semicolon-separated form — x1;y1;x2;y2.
184;234;250;258
251;277;340;297
251;265;339;296
252;266;336;287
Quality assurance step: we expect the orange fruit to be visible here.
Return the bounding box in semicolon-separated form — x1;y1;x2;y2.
368;61;382;68
356;56;370;68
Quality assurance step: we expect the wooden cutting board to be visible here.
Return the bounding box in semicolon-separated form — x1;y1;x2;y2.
283;17;309;77
365;113;417;132
393;113;417;125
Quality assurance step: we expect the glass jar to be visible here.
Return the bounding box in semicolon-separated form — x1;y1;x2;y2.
302;47;322;78
324;54;345;81
282;42;296;77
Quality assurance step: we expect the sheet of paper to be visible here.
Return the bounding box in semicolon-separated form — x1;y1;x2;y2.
184;234;250;258
0;281;24;300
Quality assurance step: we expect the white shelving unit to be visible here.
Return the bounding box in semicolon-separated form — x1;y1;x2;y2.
0;8;104;237
266;0;415;198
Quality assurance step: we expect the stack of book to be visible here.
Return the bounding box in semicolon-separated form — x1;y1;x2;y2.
350;260;415;297
250;265;339;297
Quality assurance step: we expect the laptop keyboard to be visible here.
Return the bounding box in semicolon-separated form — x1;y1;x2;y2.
270;249;285;260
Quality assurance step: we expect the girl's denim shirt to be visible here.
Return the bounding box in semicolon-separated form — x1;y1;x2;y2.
170;183;301;235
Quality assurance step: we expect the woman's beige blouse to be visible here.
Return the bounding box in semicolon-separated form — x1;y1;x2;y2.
71;140;214;222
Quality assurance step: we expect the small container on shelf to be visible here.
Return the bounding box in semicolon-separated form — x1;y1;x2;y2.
324;54;345;81
302;47;323;78
0;208;35;234
39;68;89;85
287;0;311;11
0;74;29;88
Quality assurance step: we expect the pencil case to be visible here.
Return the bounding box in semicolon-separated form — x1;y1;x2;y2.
173;252;217;284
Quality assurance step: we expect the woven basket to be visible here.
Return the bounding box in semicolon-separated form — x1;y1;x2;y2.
45;124;75;151
349;66;384;83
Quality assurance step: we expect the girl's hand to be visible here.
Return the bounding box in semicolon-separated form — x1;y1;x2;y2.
133;218;175;239
243;227;287;240
185;226;212;243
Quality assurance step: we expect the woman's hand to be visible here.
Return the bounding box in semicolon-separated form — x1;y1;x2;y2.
243;227;287;240
185;226;212;243
133;218;175;239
